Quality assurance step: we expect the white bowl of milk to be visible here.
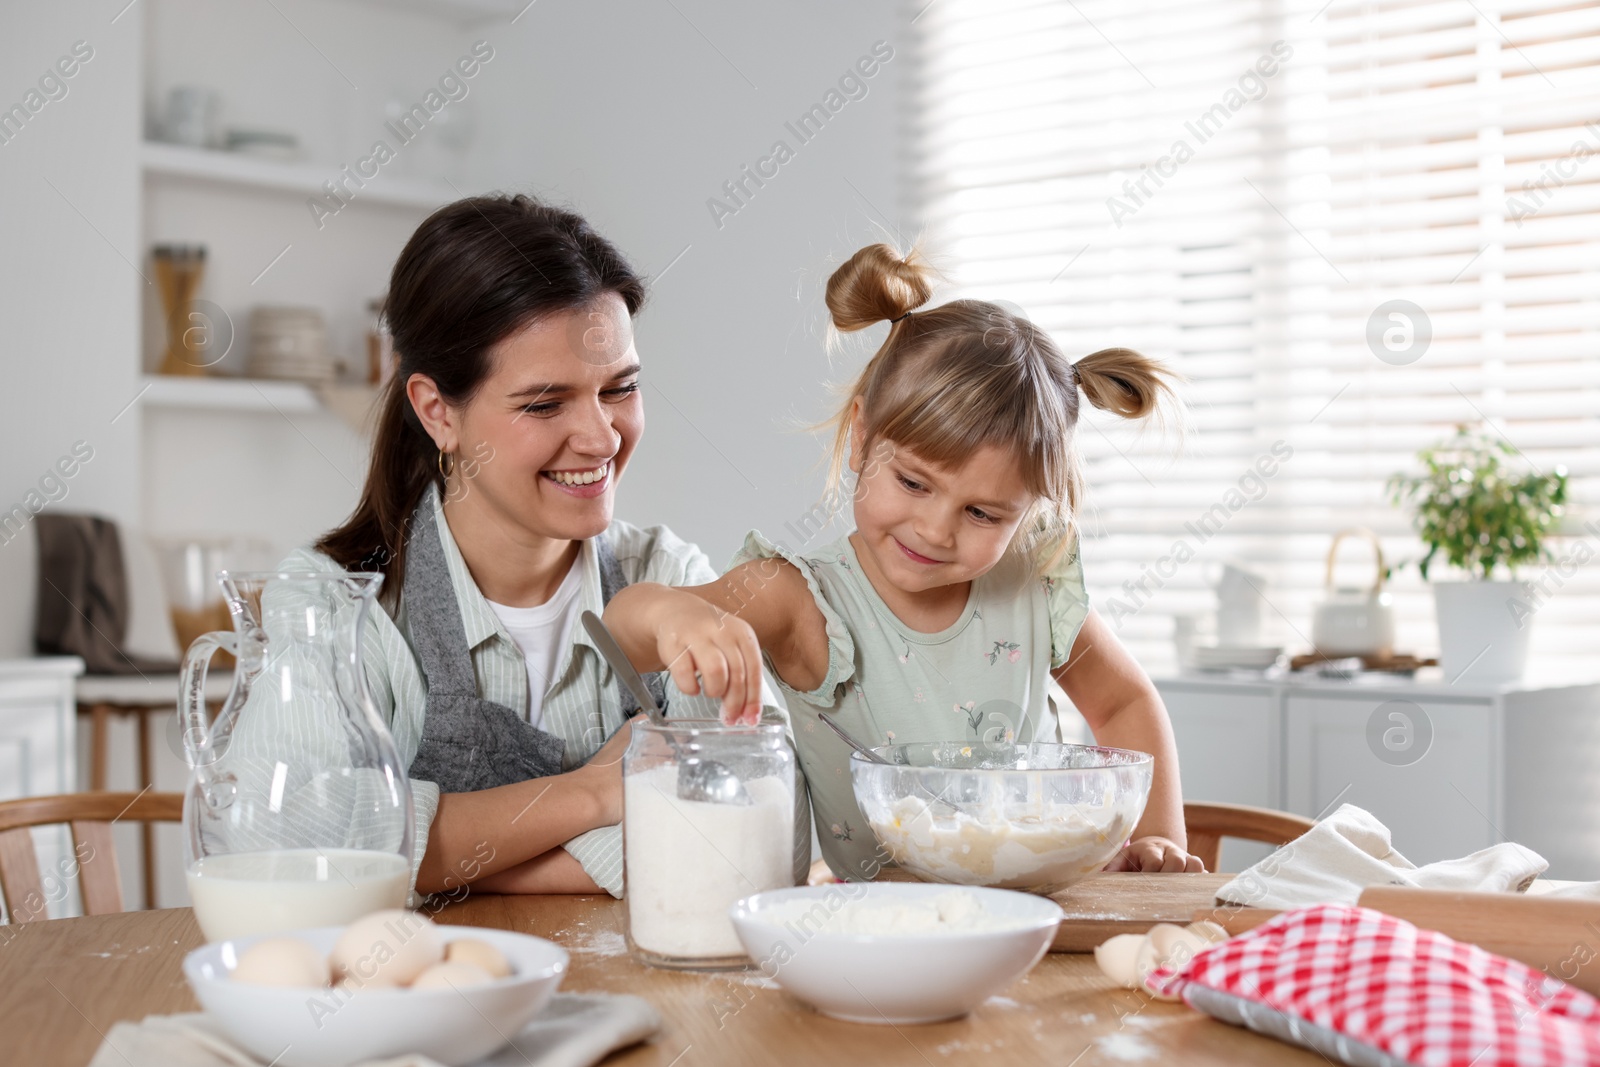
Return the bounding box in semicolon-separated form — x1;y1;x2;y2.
184;924;568;1067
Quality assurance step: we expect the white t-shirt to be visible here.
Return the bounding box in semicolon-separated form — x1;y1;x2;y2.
484;558;583;728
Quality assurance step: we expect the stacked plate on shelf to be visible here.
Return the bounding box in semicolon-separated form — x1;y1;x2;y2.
1188;645;1284;671
249;306;337;382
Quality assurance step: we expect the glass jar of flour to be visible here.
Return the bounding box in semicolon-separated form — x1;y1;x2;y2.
623;719;795;970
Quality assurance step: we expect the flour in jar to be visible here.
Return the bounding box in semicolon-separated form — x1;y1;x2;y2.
624;764;793;959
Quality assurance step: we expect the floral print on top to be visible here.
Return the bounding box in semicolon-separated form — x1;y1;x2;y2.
729;529;1091;881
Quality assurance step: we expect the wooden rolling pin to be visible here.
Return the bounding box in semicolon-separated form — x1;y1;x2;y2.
1194;887;1600;997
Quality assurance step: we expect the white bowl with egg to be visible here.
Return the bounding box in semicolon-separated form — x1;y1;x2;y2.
183;922;567;1067
851;741;1153;894
728;883;1062;1024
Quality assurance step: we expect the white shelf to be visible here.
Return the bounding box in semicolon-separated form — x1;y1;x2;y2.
140;141;454;211
141;374;320;413
139;375;383;433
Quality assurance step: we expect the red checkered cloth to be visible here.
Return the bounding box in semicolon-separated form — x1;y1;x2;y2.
1148;903;1600;1067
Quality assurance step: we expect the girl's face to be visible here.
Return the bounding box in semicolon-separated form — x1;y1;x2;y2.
849;411;1036;595
440;293;643;543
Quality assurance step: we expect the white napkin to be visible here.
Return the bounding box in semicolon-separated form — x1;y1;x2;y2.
1216;803;1549;909
88;992;661;1067
1531;880;1600;902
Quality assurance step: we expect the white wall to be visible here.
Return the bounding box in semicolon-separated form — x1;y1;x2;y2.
468;0;905;566
0;2;143;548
135;0;905;565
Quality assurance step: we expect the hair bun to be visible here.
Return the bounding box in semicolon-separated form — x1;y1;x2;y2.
825;244;933;332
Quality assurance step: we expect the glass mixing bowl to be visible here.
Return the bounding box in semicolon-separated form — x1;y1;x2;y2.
850;741;1153;894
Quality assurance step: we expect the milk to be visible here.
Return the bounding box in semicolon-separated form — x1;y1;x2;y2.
624;764;793;961
186;848;409;942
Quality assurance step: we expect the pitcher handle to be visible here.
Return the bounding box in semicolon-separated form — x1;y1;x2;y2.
180;630;240;769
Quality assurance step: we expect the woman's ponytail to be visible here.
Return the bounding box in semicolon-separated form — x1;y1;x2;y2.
314;373;437;607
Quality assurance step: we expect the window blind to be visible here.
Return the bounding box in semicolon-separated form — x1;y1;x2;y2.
908;0;1600;679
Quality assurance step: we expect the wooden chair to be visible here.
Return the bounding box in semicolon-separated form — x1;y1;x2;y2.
1184;801;1316;872
0;791;184;923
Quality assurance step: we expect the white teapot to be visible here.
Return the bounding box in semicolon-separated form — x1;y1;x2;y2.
1311;529;1396;657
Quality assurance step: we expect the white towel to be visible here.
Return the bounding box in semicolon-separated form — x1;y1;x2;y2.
88;992;661;1067
1216;803;1549;909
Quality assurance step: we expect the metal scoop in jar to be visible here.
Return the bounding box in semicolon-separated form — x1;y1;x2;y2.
581;611;752;806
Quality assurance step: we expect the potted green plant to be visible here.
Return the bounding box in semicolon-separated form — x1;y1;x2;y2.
1387;425;1567;683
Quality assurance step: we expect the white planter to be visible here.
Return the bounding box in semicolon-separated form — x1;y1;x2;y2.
1432;580;1533;684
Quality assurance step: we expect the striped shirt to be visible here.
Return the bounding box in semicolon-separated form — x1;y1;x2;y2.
275;484;804;897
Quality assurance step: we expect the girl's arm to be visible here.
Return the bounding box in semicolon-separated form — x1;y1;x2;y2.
413;719;632;894
602;558;829;720
1052;610;1203;873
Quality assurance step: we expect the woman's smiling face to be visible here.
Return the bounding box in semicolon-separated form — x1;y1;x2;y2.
443;292;643;542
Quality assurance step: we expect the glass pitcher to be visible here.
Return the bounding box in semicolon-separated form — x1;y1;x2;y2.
179;570;414;942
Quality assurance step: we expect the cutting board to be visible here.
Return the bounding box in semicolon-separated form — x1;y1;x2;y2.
1048;872;1238;951
871;869;1250;951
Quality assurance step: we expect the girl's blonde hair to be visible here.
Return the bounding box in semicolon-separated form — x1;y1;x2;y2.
824;243;1176;569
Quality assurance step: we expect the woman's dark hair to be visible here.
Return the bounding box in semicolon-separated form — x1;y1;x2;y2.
316;194;646;605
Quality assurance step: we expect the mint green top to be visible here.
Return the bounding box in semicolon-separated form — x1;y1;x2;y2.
730;530;1092;880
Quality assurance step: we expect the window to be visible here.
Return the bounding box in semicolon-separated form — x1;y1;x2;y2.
909;0;1600;677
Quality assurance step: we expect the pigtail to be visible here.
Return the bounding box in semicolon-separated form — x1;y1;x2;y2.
1073;347;1177;420
825;244;934;331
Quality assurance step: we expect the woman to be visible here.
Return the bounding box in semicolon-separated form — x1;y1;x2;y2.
280;195;803;898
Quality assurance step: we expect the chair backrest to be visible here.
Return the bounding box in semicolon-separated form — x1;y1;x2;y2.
0;791;183;922
1184;801;1316;873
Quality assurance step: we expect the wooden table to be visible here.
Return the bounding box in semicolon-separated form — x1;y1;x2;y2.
0;884;1327;1067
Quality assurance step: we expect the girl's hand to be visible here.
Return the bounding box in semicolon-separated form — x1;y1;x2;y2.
649;588;764;725
1103;836;1206;873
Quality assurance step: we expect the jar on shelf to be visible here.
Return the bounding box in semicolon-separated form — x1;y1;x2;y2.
623;719;795;970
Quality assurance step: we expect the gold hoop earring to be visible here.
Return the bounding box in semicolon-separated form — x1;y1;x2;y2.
437;449;454;479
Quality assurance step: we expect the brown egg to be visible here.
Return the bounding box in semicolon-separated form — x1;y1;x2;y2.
445;938;512;980
410;961;494;990
233;938;329;988
329;909;443;989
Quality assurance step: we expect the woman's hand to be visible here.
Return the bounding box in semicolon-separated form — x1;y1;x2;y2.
636;586;765;725
1103;835;1206;873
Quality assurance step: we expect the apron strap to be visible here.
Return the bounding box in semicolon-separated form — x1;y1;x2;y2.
403;494;481;697
594;532;669;718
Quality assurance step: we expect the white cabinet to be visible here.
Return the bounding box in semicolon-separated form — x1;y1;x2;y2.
0;657;84;921
1160;684;1279;871
1284;695;1494;864
1155;674;1600;878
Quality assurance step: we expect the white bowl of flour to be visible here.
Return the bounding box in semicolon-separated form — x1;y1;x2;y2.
728;883;1062;1024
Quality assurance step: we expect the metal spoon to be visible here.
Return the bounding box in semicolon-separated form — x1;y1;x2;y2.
818;712;957;816
819;712;889;763
581;611;752;806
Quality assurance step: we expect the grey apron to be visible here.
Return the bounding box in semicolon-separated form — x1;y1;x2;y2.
404;499;667;793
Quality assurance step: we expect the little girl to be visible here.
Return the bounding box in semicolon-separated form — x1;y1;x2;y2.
604;243;1202;879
